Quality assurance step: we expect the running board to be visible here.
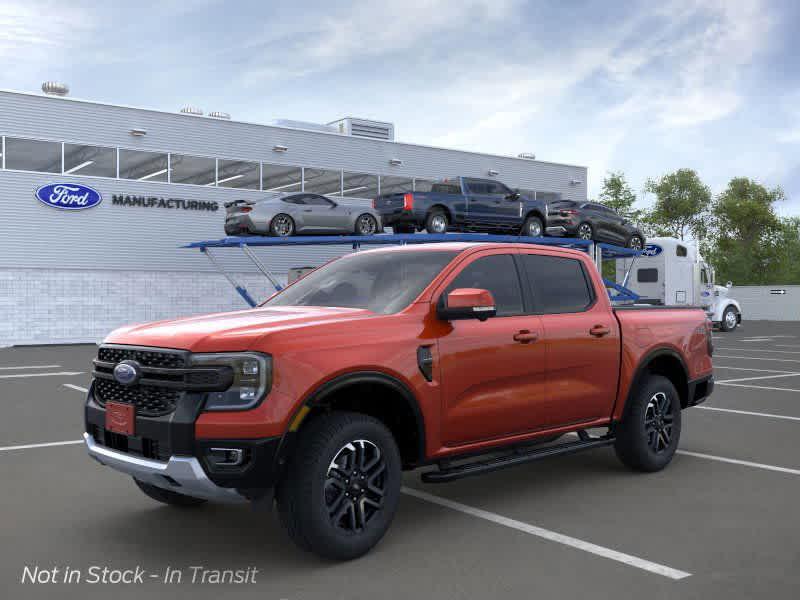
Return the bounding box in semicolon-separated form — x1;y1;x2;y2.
421;434;615;483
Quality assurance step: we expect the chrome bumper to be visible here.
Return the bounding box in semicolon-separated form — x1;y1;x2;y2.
84;433;246;503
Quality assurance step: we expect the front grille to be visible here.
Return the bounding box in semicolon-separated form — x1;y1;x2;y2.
94;378;179;417
98;346;187;369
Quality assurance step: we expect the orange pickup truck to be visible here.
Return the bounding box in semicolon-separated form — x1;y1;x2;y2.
85;241;713;559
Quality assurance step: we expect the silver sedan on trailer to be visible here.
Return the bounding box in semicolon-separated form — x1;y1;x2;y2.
224;193;383;237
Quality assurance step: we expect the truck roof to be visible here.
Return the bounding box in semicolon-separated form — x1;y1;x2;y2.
356;241;589;259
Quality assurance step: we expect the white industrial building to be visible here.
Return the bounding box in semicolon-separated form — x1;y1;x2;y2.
0;84;589;345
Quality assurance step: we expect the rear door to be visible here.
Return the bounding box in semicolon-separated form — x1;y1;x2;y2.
519;251;620;424
436;251;548;445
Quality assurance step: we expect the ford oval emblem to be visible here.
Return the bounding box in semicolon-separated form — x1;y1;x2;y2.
113;360;141;386
35;183;103;210
642;244;663;257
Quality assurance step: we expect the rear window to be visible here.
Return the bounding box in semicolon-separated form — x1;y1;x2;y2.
430;183;462;194
637;268;659;283
521;254;594;313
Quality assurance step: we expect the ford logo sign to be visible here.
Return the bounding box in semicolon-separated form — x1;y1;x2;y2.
113;360;141;386
35;183;103;210
642;244;663;257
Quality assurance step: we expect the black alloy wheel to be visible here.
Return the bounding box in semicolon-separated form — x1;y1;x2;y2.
325;440;387;533
355;214;378;236
577;222;594;240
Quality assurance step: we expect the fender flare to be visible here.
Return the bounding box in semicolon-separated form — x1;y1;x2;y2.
283;371;427;465
619;347;690;418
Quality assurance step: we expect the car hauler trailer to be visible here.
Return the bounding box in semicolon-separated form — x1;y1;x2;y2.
615;236;743;331
183;233;642;307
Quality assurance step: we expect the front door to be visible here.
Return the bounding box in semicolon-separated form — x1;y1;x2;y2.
437;252;548;445
519;251;620;425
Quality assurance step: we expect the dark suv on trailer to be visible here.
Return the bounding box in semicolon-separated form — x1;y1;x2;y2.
546;200;645;249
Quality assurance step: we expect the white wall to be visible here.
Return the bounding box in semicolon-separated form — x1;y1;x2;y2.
729;285;800;321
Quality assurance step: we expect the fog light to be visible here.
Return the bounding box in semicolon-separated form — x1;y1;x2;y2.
239;387;256;402
207;448;244;467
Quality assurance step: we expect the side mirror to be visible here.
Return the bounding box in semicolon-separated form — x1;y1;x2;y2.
506;191;521;201
726;281;733;288
437;288;497;322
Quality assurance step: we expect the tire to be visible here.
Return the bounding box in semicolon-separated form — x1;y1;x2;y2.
521;215;544;237
576;222;594;240
392;224;415;234
425;209;449;234
276;412;402;560
720;306;738;332
614;375;682;472
627;234;644;250
269;213;295;237
354;214;379;236
133;479;207;507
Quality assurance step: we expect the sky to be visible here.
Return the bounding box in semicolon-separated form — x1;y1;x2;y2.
2;0;799;215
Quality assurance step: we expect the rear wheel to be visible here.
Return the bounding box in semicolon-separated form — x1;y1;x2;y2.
269;213;295;237
521;215;544;237
425;209;449;234
720;306;738;332
133;479;207;507
354;213;379;235
577;222;594;240
276;412;402;560
614;375;681;472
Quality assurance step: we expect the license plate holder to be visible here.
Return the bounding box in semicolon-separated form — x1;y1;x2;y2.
105;402;135;436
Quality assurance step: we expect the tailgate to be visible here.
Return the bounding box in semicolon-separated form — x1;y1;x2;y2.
373;193;407;211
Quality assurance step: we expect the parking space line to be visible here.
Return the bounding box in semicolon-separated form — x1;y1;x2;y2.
0;364;61;370
401;486;691;580
714;355;800;363
677;451;800;476
716;382;800;393
0;440;83;452
716;373;800;384
714;347;800;355
697;406;800;422
713;366;797;374
63;384;89;393
0;371;84;379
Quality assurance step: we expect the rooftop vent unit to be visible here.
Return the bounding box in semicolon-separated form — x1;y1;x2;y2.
42;81;69;96
328;117;395;141
517;152;536;160
180;106;204;116
209;111;231;120
270;119;338;134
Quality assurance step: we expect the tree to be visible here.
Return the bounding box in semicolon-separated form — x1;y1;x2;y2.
705;178;786;285
642;169;712;240
598;171;640;220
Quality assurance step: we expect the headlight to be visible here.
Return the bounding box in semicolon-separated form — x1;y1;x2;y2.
190;352;272;411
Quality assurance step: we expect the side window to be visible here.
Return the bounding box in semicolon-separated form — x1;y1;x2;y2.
700;268;709;284
521;254;594;314
446;254;524;317
307;195;335;206
465;180;488;194
637;268;659;283
283;195;305;205
676;245;688;257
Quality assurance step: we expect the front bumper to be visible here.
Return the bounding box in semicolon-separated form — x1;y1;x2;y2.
84;433;246;503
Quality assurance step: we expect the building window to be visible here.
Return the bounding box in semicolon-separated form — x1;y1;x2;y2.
304;167;342;196
63;143;117;177
119;149;169;182
170;154;216;186
217;159;260;189
4;137;61;173
341;171;379;199
262;163;302;192
379;176;413;195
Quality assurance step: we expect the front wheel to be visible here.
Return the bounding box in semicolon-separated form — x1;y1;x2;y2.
354;213;379;235
576;222;594;240
133;479;207;507
521;215;544;237
720;306;738;332
614;375;681;472
276;412;402;560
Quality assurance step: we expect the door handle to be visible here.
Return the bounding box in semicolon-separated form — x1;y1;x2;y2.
303;209;313;212
589;325;611;337
513;330;539;344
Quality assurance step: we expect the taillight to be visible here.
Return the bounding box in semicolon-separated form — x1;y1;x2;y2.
240;207;252;213
403;193;414;211
372;198;377;209
560;209;578;216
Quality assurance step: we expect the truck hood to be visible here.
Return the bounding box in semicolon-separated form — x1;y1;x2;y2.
104;306;374;352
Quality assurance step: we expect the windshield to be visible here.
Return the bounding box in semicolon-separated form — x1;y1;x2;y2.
265;250;460;314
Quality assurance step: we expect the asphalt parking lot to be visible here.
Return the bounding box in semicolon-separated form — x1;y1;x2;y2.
2;321;800;599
